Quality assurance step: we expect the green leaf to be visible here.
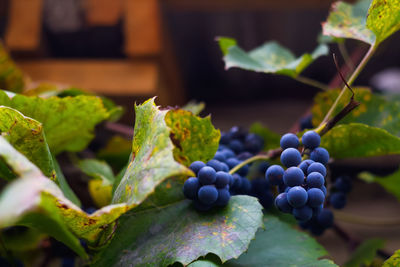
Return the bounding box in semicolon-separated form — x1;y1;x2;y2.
344;238;384;267
321;123;400;159
181;100;206;116
218;37;328;77
0;90;110;154
78;159;115;185
359;167;400;201
218;37;237;55
0;136;129;248
312;88;400;136
383;249;400;267
367;0;400;45
0;42;25;93
93;196;263;267
188;260;220;267
0;106;55;178
165;109;220;166
249;122;281;151
112;99;193;205
53;156;81;207
1;227;46;252
322;0;375;45
97;135;132;171
223;214;337;267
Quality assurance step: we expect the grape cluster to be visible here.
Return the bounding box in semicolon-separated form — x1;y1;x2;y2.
269;131;330;223
329;175;352;209
183;126;274;210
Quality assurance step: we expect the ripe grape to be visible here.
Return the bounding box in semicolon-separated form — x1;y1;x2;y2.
183;177;199;200
198;166;217;185
306;172;325;188
280;148;302;167
317;208;334;228
307;188;325;207
265;165;284;185
287;186;308;207
189;161;206;175
198;185;218;205
280;133;299;149
307;162;327;177
293;206;313;222
299;159;314;175
283;167;304;187
215;188;231;206
275;193;293;213
215;171;231;188
310;147;330;165
334;176;352;193
207;159;223;171
330;192;346;209
302;131;321;149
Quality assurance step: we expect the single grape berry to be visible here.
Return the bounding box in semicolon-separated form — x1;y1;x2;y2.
287;186;308;208
229;139;244;153
275;193;293;213
226;158;240;169
300;115;313;131
330;192;346;209
317;208;334;228
320;185;327;196
189;161;206;175
266;165;285;185
198;166;217;185
213;151;226;162
299;159;314;175
334;176;352;193
280;133;299;149
220;162;230;172
293;206;313;222
280;148;302;167
283;167;304;187
307;162;327;177
220;149;235;159
183;177;200;200
220;133;231;145
215;188;231;206
306;172;325;188
239;177;251;195
307;188;325;207
310;147;330;165
207;159;223;172
244;134;264;153
198;185;218;205
215;171;231;188
302;131;321;149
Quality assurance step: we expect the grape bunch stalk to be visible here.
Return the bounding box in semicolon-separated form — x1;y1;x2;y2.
270;131;330;223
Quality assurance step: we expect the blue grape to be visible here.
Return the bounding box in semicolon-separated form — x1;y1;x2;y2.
220;162;230;172
231;174;242;191
198;185;218;205
266;165;285;185
307;188;325;207
306;172;325;188
293;206;313;222
189;161;206;175
215;171;231;188
258;161;270;175
198;166;217;185
334;176;352;193
307;162;326;177
244;133;264;153
229;126;247;140
220;133;231;145
237;163;249;177
300;115;313;131
330;192;346;209
280;133;299;149
302;131;320;149
207;159;223;171
237;151;253;161
310;147;330;165
313;204;323;215
287;186;308;208
229;139;244;153
299;159;314;175
226;158;240;169
213;151;226;162
239;177;251;195
317;208;334;228
215;188;231;206
275;193;293;213
280;148;302;167
221;148;235;159
183;177;200;200
283;167;304;187
320;185;327;196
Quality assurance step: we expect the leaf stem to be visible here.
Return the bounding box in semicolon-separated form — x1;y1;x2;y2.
229;155;270;175
294;75;330;91
321;44;376;125
334;210;400;226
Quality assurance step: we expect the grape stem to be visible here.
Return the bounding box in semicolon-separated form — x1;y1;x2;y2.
293;75;330;91
228;154;270;175
320;44;376;125
334;210;400;226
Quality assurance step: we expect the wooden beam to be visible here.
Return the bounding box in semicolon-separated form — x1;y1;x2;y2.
85;0;122;26
5;0;43;51
123;0;161;56
17;60;159;95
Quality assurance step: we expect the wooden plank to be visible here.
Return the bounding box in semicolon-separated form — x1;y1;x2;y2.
17;60;159;95
5;0;43;51
123;0;161;56
165;0;335;10
85;0;122;26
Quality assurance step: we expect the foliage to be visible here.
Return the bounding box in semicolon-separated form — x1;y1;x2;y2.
343;238;385;267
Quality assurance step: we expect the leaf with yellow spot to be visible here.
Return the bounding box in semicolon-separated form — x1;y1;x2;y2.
218;37;328;77
367;0;400;45
321;123;400;159
112;98;193;206
0;42;26;93
0;137;129;256
383;249;400;267
166;109;220;166
312;88;400;136
92;196;263;267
